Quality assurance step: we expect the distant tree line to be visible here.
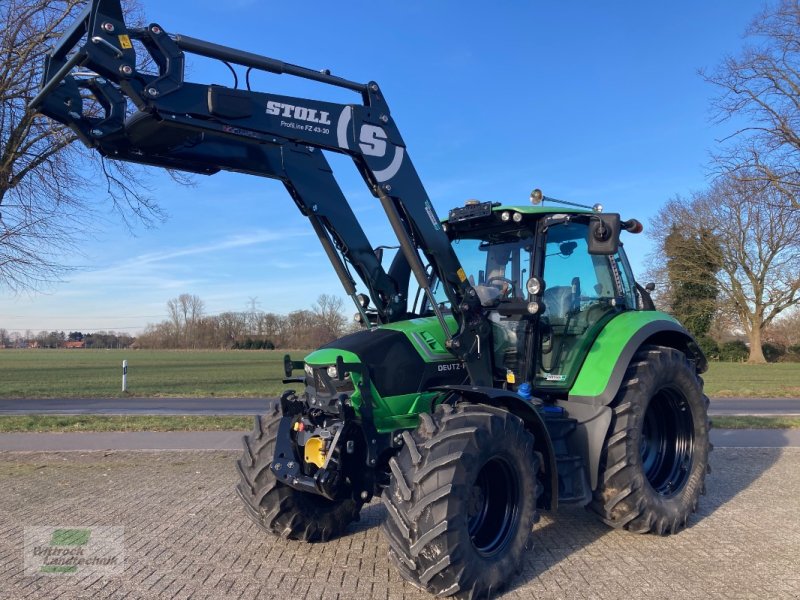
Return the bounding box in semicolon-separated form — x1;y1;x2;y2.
0;329;134;349
134;293;354;350
0;293;354;351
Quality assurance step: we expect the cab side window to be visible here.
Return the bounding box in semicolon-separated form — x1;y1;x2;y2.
537;222;620;385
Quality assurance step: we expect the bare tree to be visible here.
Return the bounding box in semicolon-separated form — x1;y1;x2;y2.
284;309;321;349
166;293;204;348
312;294;346;342
765;308;800;348
0;0;165;290
258;312;286;347
651;175;800;363
703;0;800;204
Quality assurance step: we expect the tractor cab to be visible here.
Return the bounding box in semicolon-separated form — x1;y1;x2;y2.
418;199;643;396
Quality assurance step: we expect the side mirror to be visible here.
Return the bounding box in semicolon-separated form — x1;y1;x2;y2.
588;214;621;255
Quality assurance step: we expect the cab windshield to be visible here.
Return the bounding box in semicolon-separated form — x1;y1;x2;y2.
428;234;535;309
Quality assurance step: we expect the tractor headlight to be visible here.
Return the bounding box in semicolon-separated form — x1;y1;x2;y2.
327;365;338;379
500;211;511;222
527;301;543;314
512;212;522;223
526;276;544;296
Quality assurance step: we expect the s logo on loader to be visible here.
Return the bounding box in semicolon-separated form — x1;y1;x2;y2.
336;107;405;182
358;124;388;157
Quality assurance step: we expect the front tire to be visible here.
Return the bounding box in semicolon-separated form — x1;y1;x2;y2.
382;403;541;599
590;345;711;534
235;405;363;542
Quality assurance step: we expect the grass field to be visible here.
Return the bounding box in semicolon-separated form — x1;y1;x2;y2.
702;362;800;398
0;349;309;398
1;349;799;399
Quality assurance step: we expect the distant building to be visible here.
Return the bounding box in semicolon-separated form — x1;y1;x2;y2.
63;340;85;349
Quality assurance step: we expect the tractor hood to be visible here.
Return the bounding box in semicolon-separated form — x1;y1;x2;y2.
305;316;465;398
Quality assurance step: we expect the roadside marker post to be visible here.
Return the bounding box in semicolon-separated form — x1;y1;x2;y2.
122;360;128;392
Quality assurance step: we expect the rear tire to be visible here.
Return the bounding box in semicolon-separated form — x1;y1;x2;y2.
236;405;362;542
590;345;711;534
382;403;541;599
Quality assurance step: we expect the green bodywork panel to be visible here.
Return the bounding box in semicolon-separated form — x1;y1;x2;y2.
304;317;458;433
568;310;679;399
304;316;458;367
378;315;458;356
304;347;361;367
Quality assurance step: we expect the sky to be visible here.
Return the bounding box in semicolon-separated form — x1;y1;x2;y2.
0;0;764;334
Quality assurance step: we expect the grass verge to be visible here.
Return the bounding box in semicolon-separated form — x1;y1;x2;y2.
0;415;251;433
711;416;800;429
0;415;798;433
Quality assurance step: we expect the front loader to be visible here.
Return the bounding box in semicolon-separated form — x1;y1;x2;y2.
30;2;711;597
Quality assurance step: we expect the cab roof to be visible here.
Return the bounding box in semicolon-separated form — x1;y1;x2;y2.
444;201;595;226
491;204;594;215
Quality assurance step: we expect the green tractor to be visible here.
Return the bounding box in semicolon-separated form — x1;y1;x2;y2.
30;2;710;597
237;200;710;597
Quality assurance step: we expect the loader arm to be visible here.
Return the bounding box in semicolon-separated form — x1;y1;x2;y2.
28;0;493;384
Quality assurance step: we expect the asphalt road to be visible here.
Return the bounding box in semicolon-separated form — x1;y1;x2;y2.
1;396;798;415
708;397;800;415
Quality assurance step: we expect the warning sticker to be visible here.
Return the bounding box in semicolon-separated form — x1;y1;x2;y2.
118;34;132;49
456;268;467;282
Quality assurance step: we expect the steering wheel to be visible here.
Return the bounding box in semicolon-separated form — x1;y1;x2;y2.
485;276;514;298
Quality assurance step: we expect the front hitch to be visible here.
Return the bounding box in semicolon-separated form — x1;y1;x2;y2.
270;415;342;500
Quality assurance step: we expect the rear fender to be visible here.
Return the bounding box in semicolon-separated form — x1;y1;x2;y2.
433;385;559;510
569;312;705;406
566;313;706;492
